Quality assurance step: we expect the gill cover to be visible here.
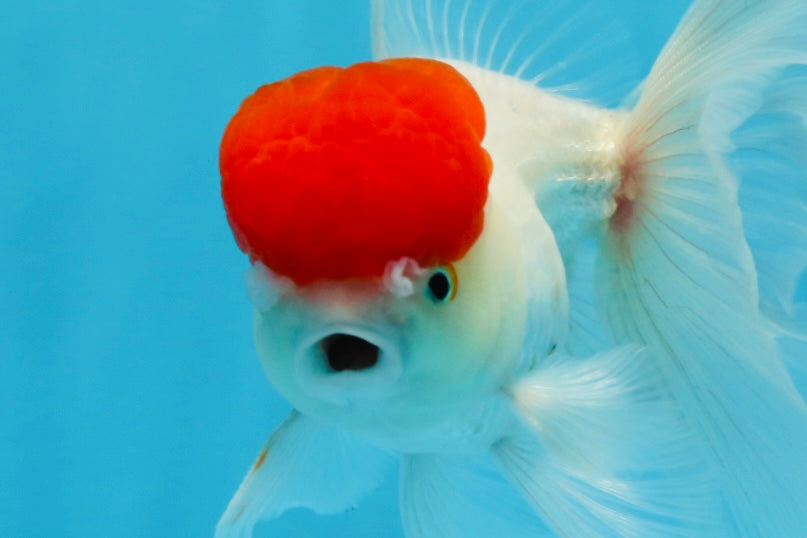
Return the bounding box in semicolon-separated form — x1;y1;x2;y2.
220;58;492;285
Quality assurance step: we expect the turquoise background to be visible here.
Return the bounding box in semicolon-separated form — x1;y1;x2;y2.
1;1;699;536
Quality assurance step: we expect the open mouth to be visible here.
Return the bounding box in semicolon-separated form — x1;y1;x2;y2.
319;333;380;372
295;325;402;405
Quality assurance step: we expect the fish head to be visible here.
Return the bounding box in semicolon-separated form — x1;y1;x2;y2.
244;197;529;441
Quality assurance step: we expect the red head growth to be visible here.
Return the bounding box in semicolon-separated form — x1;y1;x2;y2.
220;58;491;285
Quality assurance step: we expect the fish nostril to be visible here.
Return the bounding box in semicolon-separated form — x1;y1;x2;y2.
319;333;380;372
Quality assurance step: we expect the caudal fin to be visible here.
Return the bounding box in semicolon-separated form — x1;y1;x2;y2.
600;0;807;535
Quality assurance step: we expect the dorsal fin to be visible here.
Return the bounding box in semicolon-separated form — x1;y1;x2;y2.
371;0;642;107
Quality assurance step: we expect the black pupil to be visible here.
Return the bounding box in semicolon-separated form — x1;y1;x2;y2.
428;271;451;302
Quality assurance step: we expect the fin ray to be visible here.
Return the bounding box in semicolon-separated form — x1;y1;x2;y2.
371;0;641;106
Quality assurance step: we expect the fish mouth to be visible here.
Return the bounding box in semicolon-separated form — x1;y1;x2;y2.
319;333;380;372
295;325;403;405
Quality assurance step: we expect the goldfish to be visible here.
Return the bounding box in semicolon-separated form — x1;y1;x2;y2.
215;0;807;536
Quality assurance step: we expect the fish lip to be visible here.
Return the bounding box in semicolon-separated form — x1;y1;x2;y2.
294;323;403;406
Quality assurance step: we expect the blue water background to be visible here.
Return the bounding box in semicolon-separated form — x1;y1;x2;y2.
1;1;735;536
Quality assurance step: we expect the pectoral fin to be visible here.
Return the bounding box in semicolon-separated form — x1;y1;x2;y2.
497;346;717;537
216;411;393;538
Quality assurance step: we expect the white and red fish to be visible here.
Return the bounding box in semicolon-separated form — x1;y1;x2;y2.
216;1;807;536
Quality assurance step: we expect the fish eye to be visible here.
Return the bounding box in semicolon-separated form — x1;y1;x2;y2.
425;266;456;304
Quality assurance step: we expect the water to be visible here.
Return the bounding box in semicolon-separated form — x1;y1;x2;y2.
4;1;790;537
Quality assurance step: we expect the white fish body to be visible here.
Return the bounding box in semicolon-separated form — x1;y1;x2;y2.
216;1;807;536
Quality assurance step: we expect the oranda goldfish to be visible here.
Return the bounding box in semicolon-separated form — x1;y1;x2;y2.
215;0;807;536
